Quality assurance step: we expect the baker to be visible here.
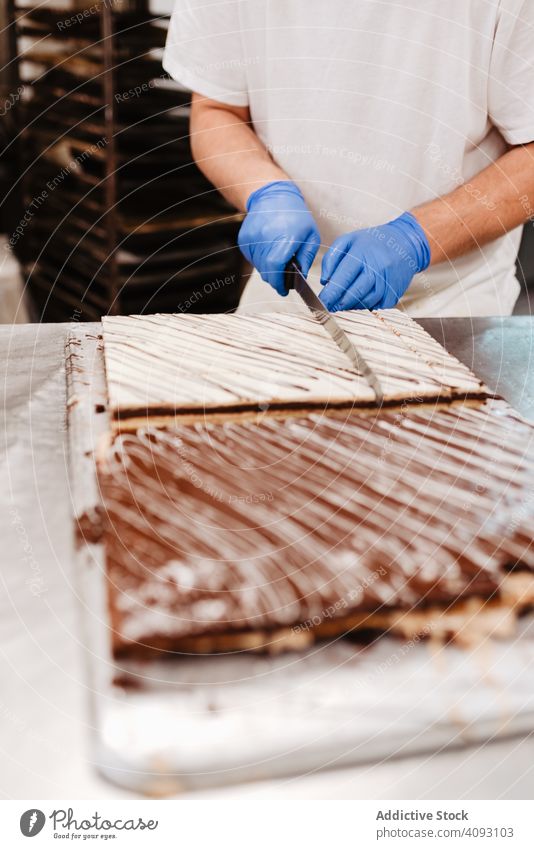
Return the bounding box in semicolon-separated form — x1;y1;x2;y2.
163;1;534;316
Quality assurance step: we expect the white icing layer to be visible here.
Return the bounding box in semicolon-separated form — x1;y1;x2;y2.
102;310;486;415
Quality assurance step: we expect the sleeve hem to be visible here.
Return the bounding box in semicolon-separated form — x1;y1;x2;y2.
162;55;249;108
498;126;534;145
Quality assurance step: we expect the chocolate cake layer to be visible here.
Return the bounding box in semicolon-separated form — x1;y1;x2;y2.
102;309;486;418
97;399;534;657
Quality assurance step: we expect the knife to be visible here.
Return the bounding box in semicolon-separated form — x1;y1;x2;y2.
284;259;384;404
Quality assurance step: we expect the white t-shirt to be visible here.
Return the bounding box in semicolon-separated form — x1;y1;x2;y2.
163;0;534;317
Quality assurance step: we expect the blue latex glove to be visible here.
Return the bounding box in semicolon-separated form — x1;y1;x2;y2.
238;181;321;296
320;212;431;311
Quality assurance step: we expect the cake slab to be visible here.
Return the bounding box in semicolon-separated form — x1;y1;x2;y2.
101;309;487;426
97;399;534;659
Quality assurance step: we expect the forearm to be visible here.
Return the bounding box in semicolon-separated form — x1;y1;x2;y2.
413;142;534;265
189;93;288;211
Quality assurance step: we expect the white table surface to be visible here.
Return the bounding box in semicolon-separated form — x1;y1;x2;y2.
1;322;533;800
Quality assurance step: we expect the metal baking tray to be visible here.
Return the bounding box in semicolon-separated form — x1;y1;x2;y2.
79;543;534;795
67;327;534;796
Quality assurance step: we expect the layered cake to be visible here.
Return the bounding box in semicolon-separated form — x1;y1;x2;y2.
64;308;533;659
101;309;487;427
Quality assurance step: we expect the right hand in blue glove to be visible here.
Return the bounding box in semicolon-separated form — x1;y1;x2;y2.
238;181;321;296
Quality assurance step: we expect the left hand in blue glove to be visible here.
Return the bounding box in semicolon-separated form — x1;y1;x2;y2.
320;211;431;311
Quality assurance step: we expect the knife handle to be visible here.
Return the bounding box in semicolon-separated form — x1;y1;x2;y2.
284;259;301;294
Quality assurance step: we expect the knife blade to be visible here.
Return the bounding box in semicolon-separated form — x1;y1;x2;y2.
285;260;384;404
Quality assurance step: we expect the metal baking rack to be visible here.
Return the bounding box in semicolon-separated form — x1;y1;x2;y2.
5;0;245;320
